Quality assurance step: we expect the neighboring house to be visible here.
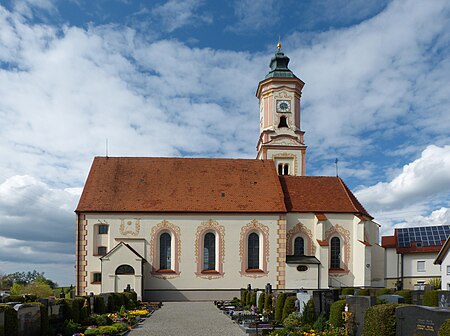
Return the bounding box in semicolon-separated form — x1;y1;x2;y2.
382;225;450;290
75;47;385;301
434;236;450;290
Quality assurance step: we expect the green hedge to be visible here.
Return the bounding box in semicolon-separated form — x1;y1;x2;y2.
258;292;265;311
274;293;287;323
4;295;25;303
363;304;399;336
0;304;18;336
342;288;355;296
396;290;412;304
423;290;445;307
438;318;450;336
376;288;393;296
282;296;296;322
84;322;127;335
93;295;106;314
264;294;273;315
302;299;315;325
329;299;346;329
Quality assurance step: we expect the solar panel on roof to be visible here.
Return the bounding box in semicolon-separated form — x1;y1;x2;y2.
396;225;450;248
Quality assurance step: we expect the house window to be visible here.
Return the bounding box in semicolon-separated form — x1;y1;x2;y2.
247;232;260;270
447;265;450;275
115;265;135;275
92;273;101;283
98;225;108;234
417;261;425;272
159;232;172;270
203;232;216;271
294;237;305;256
330;237;341;268
97;246;107;256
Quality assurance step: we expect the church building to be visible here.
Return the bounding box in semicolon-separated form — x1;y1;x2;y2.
75;46;385;301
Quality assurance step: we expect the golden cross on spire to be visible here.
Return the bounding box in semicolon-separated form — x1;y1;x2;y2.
277;36;282;51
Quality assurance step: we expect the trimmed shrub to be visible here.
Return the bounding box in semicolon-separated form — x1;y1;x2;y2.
329;299;346;329
301;299;315;325
363;303;399;336
342;288;355;296
283;312;301;331
357;288;371;296
274;292;286;323
264;294;273;315
313;312;327;332
0;303;18;336
240;288;246;302
5;295;26;303
84;323;127;335
282;296;296;322
89;313;113;326
423;290;440;307
438;318;450;336
93;295;106;314
377;288;393;296
396;290;412;304
250;292;257;307
258;292;265;311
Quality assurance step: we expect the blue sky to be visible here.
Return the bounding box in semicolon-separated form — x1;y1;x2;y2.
0;0;449;286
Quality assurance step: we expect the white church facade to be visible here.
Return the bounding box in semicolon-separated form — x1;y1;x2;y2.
75;47;385;301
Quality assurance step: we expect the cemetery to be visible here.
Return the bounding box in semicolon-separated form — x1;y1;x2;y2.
0;289;160;336
215;284;450;336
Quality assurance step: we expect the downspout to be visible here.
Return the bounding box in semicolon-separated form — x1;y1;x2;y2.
401;253;404;289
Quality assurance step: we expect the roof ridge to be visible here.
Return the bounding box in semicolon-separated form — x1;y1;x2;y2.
337;177;372;218
94;156;269;161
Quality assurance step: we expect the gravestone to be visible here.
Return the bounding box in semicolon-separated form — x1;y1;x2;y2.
437;291;450;308
378;294;405;304
396;305;450;336
411;290;424;305
0;309;4;336
256;291;263;309
296;292;311;314
346;296;376;336
15;304;41;336
313;290;339;318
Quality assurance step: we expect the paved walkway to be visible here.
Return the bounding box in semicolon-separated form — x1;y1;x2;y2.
130;302;246;336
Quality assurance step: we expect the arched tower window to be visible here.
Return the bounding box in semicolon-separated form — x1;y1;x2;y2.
115;264;135;275
294;237;304;256
159;232;171;270
330;237;341;269
203;232;216;271
278;163;290;176
247;232;260;269
283;164;289;175
278;116;288;128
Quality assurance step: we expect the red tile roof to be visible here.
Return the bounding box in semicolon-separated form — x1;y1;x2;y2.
76;157;287;213
279;176;372;218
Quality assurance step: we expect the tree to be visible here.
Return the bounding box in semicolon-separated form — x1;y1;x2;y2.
7;270;57;288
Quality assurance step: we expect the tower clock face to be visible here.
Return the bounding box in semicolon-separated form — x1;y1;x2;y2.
277;100;291;112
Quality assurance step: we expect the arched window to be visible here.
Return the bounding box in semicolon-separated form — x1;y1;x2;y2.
115;265;135;275
294;237;304;256
248;232;260;270
203;232;216;271
278;163;290;176
278;116;288;128
278;163;283;175
330;237;341;268
160;232;171;270
283;164;289;175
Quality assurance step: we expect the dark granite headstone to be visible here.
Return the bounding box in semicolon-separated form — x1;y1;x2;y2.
378;294;405;304
0;310;4;336
396;305;450;336
313;290;339;318
411;290;424;305
346;296;376;336
437;291;450;308
16;304;41;336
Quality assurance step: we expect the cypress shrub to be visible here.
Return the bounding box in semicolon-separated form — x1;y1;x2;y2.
396;290;412;304
130;290;138;303
264;294;273;315
36;303;49;336
329;299;346;328
282;296;296;322
73;297;87;323
363;304;399;336
302;299;315;325
423;290;440;307
438;319;450;336
0;303;18;336
240;288;246;302
274;292;286;323
357;288;370;296
250;292;257;307
93;295;106;314
105;294;114;313
342;288;355;296
258;292;265;311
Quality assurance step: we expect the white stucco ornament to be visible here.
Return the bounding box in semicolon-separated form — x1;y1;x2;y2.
119;219;141;236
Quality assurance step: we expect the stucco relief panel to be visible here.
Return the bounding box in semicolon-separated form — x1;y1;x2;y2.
239;219;270;278
325;224;351;276
286;223;316;256
119;219;141;236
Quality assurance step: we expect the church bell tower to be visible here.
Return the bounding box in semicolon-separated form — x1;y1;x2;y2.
256;43;307;176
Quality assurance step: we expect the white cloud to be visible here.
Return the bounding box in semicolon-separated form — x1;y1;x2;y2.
227;0;278;33
151;0;212;33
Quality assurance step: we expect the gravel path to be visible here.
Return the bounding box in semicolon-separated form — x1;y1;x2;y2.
130;302;246;336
